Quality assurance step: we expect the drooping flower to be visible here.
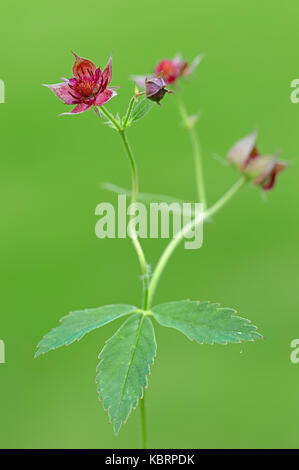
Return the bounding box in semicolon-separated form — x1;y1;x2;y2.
145;77;173;104
44;53;118;115
132;53;203;89
228;131;287;190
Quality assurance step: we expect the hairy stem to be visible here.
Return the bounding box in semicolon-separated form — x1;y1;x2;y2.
148;177;246;307
123;96;136;128
118;129;150;311
98;106;150;310
176;93;207;210
97;105;122;131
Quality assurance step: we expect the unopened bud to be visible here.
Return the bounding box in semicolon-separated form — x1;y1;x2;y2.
145;77;173;105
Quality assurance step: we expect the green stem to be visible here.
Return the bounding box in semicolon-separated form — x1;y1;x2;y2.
96;105;122;131
148;177;246;307
176;93;207;210
98;106;150;310
123;96;136;128
118;129;150;311
96;105;149;448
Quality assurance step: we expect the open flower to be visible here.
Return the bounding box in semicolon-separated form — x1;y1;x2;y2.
145;77;173;104
44;53;118;115
228;131;286;190
132;53;203;89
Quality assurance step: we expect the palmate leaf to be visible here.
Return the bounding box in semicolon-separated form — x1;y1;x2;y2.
35;304;138;357
96;313;156;434
152;300;262;345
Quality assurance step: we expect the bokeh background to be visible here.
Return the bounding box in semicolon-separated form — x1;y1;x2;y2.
1;0;299;449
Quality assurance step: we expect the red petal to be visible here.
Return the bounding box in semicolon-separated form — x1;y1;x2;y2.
101;55;113;88
228;131;258;170
59;102;92;115
95;88;117;106
43;82;79;104
155;60;179;84
262;162;286;191
262;172;276;191
72;52;97;79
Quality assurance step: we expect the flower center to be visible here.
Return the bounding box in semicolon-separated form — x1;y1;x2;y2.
76;79;98;98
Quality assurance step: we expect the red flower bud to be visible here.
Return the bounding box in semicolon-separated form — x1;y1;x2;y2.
244;155;287;191
228;131;287;191
145;77;173;104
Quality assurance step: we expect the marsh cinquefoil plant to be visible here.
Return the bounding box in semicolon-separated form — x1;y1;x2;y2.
36;52;286;447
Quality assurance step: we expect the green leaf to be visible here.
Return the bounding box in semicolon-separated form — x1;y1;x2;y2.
96;313;156;434
152;300;262;345
128;98;154;124
35;304;138;357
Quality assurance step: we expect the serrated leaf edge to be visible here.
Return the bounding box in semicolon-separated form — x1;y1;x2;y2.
95;313;157;434
151;299;263;346
34;304;139;358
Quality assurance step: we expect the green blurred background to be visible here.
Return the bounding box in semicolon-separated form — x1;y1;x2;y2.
1;0;299;449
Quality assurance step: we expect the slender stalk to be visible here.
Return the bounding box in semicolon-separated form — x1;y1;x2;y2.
176;93;207;210
96;105;149;447
97;106;150;310
118;129;150;311
123;96;136;128
148;177;246;307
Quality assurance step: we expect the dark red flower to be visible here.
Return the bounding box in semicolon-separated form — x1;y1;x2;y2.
132;53;203;88
154;60;181;84
44;53;118;115
228;131;286;191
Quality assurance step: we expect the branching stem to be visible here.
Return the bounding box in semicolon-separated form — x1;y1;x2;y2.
97;103;246;450
147;177;246;307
